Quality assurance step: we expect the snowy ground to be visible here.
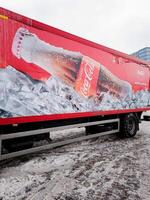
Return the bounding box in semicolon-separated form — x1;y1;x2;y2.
0;112;150;200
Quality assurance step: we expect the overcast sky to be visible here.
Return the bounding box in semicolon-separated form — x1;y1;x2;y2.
0;0;150;54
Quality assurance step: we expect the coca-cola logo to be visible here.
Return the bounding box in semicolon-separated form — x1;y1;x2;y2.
80;60;95;97
75;56;100;98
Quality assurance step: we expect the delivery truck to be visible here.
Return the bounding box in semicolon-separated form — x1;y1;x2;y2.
0;7;150;160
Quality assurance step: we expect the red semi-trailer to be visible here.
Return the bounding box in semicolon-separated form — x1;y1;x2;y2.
0;7;150;160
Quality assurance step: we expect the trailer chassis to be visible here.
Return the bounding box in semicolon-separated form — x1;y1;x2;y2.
0;111;149;161
0;117;119;161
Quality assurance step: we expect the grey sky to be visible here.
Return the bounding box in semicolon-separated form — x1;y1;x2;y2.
0;0;150;54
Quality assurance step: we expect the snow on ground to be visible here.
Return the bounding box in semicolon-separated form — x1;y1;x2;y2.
0;113;150;200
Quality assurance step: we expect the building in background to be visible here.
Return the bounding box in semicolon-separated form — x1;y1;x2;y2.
131;47;150;62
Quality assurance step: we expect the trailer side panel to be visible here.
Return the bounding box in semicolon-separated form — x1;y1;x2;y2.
0;7;150;125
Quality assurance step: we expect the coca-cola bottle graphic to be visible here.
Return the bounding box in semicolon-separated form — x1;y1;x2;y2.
12;27;132;101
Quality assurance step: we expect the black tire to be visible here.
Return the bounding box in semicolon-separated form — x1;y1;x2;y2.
120;113;139;138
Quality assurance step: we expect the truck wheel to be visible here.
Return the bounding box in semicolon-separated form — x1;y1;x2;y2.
120;113;139;138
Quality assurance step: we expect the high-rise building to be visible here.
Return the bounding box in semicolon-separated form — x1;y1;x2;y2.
131;47;150;62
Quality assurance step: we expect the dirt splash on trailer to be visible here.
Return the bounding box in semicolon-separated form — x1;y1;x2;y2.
0;119;150;200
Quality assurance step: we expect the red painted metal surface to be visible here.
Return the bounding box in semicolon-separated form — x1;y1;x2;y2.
0;7;149;67
0;7;149;126
0;107;149;126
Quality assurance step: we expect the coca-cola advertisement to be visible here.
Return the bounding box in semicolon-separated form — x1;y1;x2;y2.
0;14;150;119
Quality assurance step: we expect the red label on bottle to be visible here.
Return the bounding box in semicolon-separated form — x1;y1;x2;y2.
75;56;100;98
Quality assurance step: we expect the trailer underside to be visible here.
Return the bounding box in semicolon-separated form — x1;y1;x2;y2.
0;111;149;161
